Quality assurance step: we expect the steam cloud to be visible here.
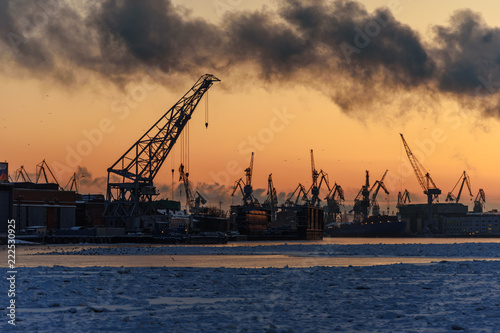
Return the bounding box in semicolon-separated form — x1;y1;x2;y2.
2;0;500;115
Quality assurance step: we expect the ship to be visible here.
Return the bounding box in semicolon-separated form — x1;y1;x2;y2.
324;214;406;237
324;170;406;237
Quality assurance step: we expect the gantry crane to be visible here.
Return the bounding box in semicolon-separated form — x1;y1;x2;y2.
370;170;389;216
307;149;331;206
325;183;345;223
473;189;486;213
400;133;441;227
179;163;207;213
263;173;278;221
104;74;220;228
445;171;473;203
231;152;259;206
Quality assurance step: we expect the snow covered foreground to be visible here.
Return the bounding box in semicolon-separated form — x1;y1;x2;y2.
5;260;500;332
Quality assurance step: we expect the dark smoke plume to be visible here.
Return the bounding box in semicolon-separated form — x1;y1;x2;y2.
1;0;500;115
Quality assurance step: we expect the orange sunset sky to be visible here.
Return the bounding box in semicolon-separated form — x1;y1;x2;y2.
2;0;500;211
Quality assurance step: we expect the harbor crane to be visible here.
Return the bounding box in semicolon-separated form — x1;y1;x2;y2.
15;166;32;182
325;183;345;223
179;163;207;213
473;189;486;213
307;149;331;206
397;189;411;208
285;183;309;206
35;160;60;187
351;171;371;222
370;170;389;216
104;74;220;228
231;152;259;206
445;171;473;203
400;133;441;227
65;172;80;192
263;173;278;221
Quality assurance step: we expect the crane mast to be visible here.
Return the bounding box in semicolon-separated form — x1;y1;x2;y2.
104;74;220;228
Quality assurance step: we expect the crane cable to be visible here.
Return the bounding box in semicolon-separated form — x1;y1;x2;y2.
205;92;209;128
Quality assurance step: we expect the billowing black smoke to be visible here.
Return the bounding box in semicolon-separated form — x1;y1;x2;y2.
1;0;500;115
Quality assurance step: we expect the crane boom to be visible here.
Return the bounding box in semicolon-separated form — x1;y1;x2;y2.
104;74;220;228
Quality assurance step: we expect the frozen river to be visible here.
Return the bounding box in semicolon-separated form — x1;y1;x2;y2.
4;238;500;332
11;237;500;268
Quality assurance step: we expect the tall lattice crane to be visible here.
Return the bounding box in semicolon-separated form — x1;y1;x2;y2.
231;152;259;206
445;171;473;203
400;133;441;227
104;74;220;228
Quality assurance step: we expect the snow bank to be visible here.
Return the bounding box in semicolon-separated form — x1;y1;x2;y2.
3;261;500;332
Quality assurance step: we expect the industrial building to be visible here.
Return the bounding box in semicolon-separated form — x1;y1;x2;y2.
398;203;468;234
0;180;76;233
441;212;500;235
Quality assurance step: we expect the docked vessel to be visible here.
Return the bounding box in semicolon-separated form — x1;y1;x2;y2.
324;215;406;237
324;170;406;237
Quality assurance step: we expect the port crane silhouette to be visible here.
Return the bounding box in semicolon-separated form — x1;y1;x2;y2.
306;149;330;206
104;74;220;228
231;152;259;206
445;171;473;203
400;133;441;227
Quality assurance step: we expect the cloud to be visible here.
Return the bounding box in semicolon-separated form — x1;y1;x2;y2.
1;0;500;116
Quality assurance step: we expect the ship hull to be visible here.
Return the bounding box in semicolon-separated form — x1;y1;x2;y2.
324;216;406;237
